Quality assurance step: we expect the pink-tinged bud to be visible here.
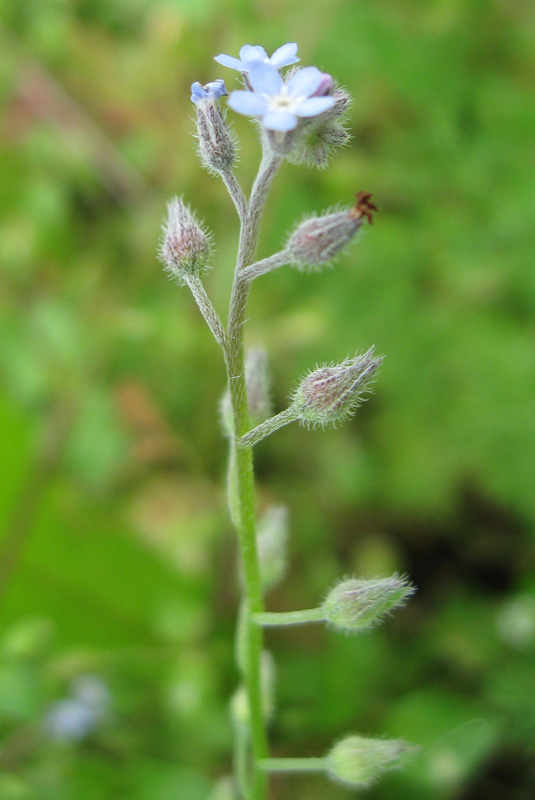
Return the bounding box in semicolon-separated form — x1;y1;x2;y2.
286;192;378;270
327;735;412;788
313;72;335;97
322;575;415;633
159;196;212;284
291;347;382;428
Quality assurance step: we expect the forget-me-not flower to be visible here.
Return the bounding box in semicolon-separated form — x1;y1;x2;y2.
228;62;336;132
191;79;228;104
215;43;299;73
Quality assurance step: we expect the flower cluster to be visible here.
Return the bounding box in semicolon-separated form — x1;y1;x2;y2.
191;42;338;134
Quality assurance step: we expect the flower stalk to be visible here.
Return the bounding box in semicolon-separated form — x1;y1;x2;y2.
160;41;414;800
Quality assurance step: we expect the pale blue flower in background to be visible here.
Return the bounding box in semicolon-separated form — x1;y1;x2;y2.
43;675;111;743
228;62;336;132
191;79;228;104
215;43;299;73
44;699;98;742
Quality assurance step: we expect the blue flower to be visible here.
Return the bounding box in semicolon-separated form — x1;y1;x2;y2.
214;43;299;73
191;79;228;104
228;62;336;132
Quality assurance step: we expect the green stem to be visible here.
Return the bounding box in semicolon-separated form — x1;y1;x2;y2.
254;608;325;627
226;148;283;800
260;757;327;774
239;406;298;448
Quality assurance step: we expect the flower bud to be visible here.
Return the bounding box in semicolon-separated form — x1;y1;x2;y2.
287;88;351;169
327;735;411;788
245;348;272;425
230;651;276;727
322;575;415;633
286;192;377;270
207;777;236;800
312;72;335;97
221;348;272;435
191;79;236;174
291;347;382;428
159;196;212;285
257;505;289;590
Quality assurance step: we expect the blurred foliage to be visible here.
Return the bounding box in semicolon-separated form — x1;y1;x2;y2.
0;0;534;798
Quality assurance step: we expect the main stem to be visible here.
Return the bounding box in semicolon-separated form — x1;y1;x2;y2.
226;149;282;800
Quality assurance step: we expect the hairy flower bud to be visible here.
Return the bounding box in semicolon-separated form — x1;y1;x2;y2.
286;192;377;270
192;79;236;174
327;735;411;788
159;197;212;285
322;575;415;633
291;347;382;428
286;87;351;169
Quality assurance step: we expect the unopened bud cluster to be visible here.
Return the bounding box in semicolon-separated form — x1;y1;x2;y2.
159;197;211;284
327;735;410;788
288;87;351;169
287;192;377;270
292;347;382;428
322;575;415;632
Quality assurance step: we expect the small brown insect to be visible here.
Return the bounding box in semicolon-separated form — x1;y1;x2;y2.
350;191;378;225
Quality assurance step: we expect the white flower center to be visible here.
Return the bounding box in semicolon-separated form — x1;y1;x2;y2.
267;89;302;114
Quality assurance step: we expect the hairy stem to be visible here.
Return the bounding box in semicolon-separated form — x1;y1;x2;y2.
239;406;298;448
221;171;247;221
240;249;290;283
185;275;227;351
260;757;327;773
254;608;325;627
226;148;283;800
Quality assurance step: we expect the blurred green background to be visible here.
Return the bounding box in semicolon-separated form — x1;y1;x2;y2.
1;0;534;798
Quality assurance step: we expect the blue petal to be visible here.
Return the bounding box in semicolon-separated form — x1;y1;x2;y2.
191;82;206;103
269;43;299;69
239;45;268;63
228;91;269;116
286;67;323;98
214;53;246;71
248;62;283;95
261;110;298;131
205;79;228;99
295;96;336;117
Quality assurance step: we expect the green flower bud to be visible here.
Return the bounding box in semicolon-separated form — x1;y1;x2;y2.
159;196;212;285
322;575;415;633
257;505;289;590
327;735;411;788
220;348;272;436
207;777;236;800
291;347;382;428
230;651;276;728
